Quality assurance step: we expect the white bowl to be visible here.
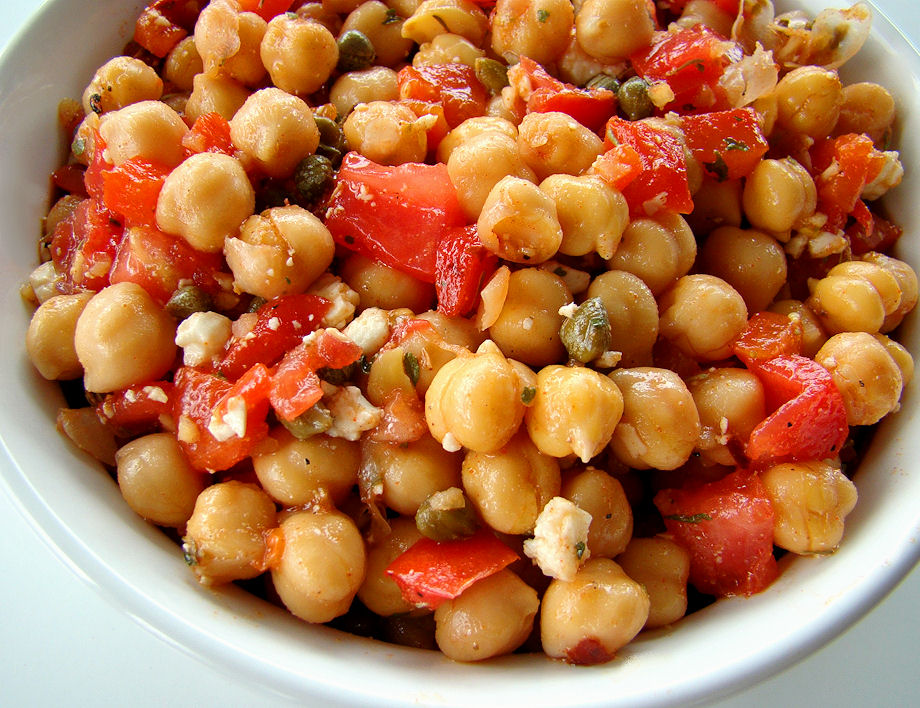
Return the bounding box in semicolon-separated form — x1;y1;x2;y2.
0;0;917;705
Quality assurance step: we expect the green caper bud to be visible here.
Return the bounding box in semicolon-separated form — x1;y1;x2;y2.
317;360;358;386
617;76;654;121
293;153;335;206
314;115;347;153
415;487;478;541
336;30;376;73
278;403;334;440
474;57;509;95
247;295;268;313
165;285;213;321
586;73;621;93
559;297;612;363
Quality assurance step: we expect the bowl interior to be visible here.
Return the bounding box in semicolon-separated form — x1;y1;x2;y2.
0;1;918;706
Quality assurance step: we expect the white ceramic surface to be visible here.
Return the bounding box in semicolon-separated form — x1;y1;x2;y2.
0;1;918;706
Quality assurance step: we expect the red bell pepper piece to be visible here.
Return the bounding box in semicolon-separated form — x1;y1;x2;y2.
592;143;643;192
134;0;206;58
434;225;497;317
732;311;804;369
182;112;236;157
681;108;769;181
398;64;488;129
385;529;519;609
811;133;888;232
101;157;172;229
49;197;122;292
95;381;175;437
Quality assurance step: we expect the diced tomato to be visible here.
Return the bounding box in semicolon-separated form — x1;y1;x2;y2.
51;164;88;197
510;57;616;133
182;112;236;157
210;363;273;437
83;132;114;202
811;133;889;232
681;108;769;181
325;152;467;283
95;381;175;437
399;98;450;152
434;225;497;317
603;116;694;215
846;213;903;256
50;197;122;292
173;366;271;472
109;226;227;305
217;294;332;380
398;64;488;129
237;0;295;21
269;330;363;421
631;25;742;113
592;143;643;192
732;311;804;368
134;0;206;58
654;468;778;597
745;354;849;465
385;529;519;609
101;157;172;228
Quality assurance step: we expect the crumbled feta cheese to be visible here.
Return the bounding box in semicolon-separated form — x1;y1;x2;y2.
176;414;200;444
307;273;360;329
175;311;232;367
325;385;383;441
342;307;391;355
441;432;462;452
558;302;578;319
267;316;281;331
142;385;169;404
522;316;534;331
207;395;248;442
523;497;592;582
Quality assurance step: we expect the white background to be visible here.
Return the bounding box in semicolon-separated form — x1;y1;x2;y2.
1;1;918;706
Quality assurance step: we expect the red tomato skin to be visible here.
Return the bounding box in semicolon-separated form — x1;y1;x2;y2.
745;355;849;465
603;116;694;215
109;226;227;305
732;311;804;369
398;64;488;129
654;469;778;597
324;152;466;283
182;112;236;157
101;157;172;229
95;381;175;437
592;143;643;192
435;225;497;317
385;529;519;609
50;197;122;292
681;108;769;181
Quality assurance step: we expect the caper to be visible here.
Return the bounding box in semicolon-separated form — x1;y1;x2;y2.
317;360;358;385
314;115;347;153
336;30;376;73
559;297;612;363
293;153;335;206
247;295;268;313
415;487;478;541
617;76;654;121
278;403;334;440
586;73;621;93
165;285;213;321
474;57;509;95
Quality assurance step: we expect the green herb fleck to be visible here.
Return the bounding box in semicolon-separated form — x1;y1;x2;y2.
553;266;568;277
665;513;712;524
575;541;586;559
671;58;706;75
182;541;197;566
521;386;536;404
723;137;749;151
703;152;729;181
403;351;421;385
71;137;86;158
431;13;450;32
88;93;103;114
537;8;550;22
382;7;400;24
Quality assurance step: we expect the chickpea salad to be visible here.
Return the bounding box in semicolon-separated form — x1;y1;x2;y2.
23;0;917;664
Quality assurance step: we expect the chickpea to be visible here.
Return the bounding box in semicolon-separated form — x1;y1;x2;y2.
608;367;701;471
616;536;690;629
402;0;490;47
769;299;828;358
815;332;903;426
575;0;656;62
252;429;360;507
541;174;628;260
491;0;574;64
658;275;749;361
525;365;624;463
806;260;899;335
184;72;251;123
774;65;843;140
197;5;267;86
861;252;919;332
488;268;570;367
687;368;766;467
834;82;896;145
343;100;431;165
357;517;425;616
261;13;338;95
606;212;696;295
81;56;163;115
329;66;400;117
225;204;335;299
874;333;914;388
517;111;602;181
675;0;735;37
436;116;518;163
341;252;435;312
447;131;536;220
98;100;188;167
75;283;177;393
699;226;788;312
184;481;278;586
477;175;563;264
586;270;658;367
115;433;205;528
742;157;817;234
417;310;487;351
434;569;539;661
26;292;93;380
685;176;743;235
562;467;632;558
270;508;366;624
462;430;560;534
163;37;203;92
760;460;858;554
343;1;414;67
540;557;650;664
156;152;255;253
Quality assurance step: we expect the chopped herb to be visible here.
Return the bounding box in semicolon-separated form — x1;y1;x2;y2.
521;386;536;404
665;513;712;524
359;354;373;375
304;457;310;466
537;8;550;22
71;137;86;157
723;137;750;151
703;152;729;182
382;7;400;23
553;266;568;277
575;541;586;559
671;58;706;75
182;541;197;566
88;93;103;114
431;13;451;32
403;351;421;385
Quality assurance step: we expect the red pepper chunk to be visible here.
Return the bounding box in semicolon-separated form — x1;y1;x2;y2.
732;311;804;369
183;112;236;157
95;381;175;437
745;354;849;465
385;529;519;609
398;64;488;129
681;108;769;181
101;157;172;229
50;197;122;293
325;152;466;283
654;469;778;597
811;133;888;232
134;0;207;58
435;225;497;317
